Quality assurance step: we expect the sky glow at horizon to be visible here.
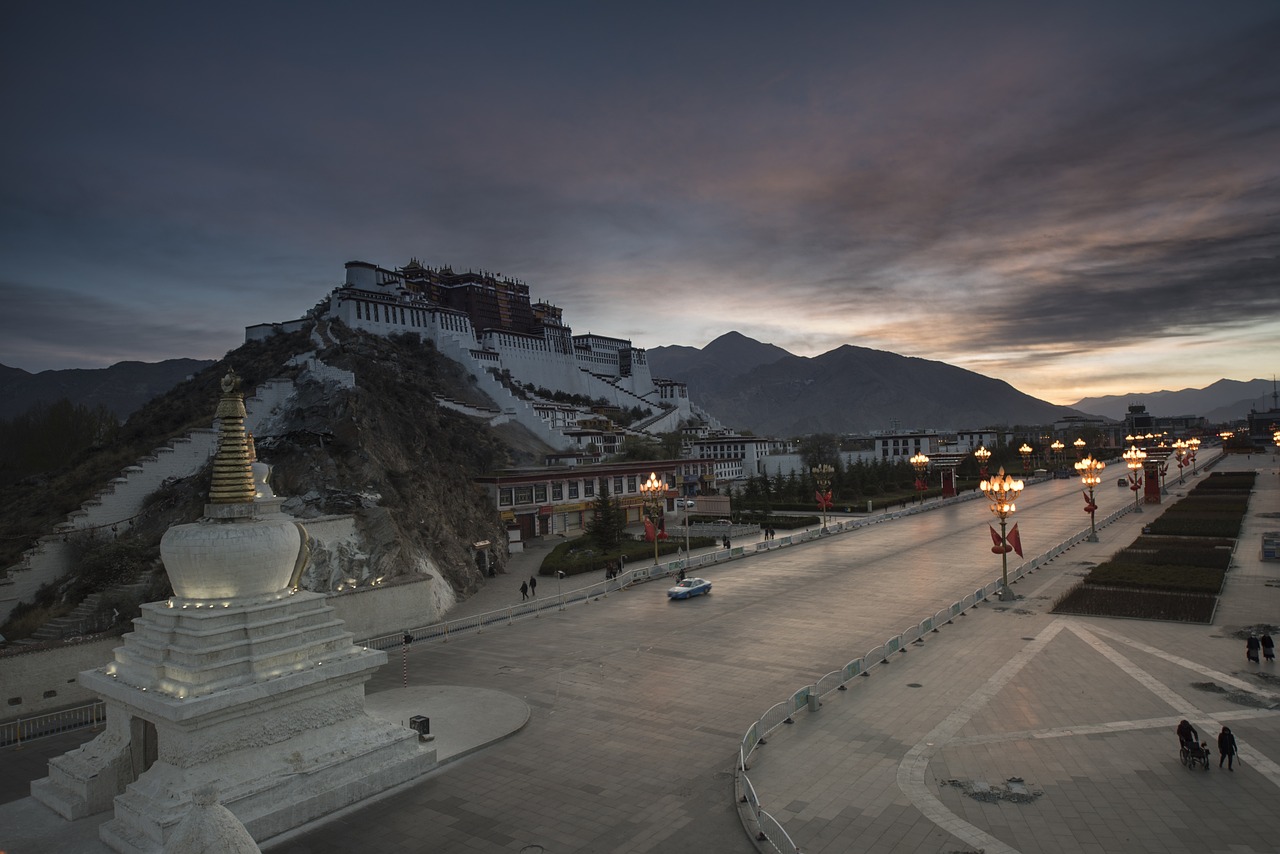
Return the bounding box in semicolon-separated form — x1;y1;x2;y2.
2;2;1278;406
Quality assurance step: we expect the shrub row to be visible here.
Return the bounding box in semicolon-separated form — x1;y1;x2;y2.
1116;546;1230;570
539;535;718;577
1144;515;1243;538
1053;583;1217;622
1084;562;1225;593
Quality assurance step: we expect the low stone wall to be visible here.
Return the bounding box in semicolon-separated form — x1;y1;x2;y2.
325;576;436;642
0;638;116;717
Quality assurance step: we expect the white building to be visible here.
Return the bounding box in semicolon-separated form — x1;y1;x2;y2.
247;259;723;448
875;432;940;459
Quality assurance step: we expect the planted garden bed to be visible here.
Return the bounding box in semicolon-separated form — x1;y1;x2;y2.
1052;471;1254;622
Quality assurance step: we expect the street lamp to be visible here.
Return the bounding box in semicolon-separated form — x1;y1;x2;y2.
1074;455;1106;542
1188;437;1200;475
1172;439;1188;485
973;445;991;480
1073;438;1086;459
980;467;1024;601
811;464;834;530
909;452;930;504
639;472;665;566
1050;440;1064;470
1018;443;1033;474
1123;445;1146;513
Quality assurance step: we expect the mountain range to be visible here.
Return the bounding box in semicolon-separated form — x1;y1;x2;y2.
0;359;215;421
647;332;1079;436
1071;379;1278;423
648;333;1270;434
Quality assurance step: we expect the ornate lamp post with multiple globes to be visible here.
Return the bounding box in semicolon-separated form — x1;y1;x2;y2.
1075;455;1106;542
910;452;930;504
1018;443;1034;474
638;472;665;566
974;445;992;480
981;467;1024;601
1188;437;1200;475
1050;440;1064;470
1123;445;1147;513
811;464;834;531
1074;438;1087;459
1172;439;1188;485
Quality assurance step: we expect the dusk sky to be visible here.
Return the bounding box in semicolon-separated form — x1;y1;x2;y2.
3;2;1278;405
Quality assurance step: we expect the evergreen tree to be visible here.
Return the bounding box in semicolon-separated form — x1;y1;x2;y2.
584;478;626;551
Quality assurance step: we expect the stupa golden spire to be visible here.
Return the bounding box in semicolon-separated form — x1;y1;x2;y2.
208;369;257;504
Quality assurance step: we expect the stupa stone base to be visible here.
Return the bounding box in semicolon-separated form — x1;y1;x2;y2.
32;591;437;853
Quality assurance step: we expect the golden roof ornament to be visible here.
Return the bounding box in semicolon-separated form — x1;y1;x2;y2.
209;369;257;505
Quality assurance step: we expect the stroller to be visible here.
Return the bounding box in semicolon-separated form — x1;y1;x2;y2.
1180;740;1211;771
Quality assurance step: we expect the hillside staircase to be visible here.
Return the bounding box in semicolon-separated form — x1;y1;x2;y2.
0;376;299;624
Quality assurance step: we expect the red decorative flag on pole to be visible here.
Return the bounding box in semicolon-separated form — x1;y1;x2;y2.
644;518;656;542
989;525;1007;554
1008;523;1024;557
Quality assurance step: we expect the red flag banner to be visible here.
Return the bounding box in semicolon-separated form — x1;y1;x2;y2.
644;518;656;542
815;490;833;510
658;516;669;540
1008;523;1024;557
1082;490;1097;513
989;525;1002;548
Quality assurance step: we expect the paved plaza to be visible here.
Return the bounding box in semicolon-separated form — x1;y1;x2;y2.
3;453;1278;854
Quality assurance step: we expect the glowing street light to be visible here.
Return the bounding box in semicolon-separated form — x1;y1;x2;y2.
638;472;665;566
910;452;930;504
811;464;834;530
980;467;1024;601
1123;445;1147;513
973;445;992;480
1073;438;1087;459
1188;437;1201;474
1050;440;1064;470
1018;443;1034;474
1075;455;1106;542
1172;439;1188;485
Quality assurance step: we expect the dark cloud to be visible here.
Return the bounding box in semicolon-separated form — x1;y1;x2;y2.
1;2;1278;402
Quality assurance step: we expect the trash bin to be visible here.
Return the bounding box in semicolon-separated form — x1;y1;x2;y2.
409;715;430;737
807;692;819;712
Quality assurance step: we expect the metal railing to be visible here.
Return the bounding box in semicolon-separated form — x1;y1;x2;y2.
0;700;106;748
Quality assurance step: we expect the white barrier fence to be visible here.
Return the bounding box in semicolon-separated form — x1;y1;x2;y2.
0;700;106;748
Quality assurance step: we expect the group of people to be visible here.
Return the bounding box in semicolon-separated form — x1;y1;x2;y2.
519;575;537;600
1245;632;1275;664
762;527;776;540
1177;719;1239;770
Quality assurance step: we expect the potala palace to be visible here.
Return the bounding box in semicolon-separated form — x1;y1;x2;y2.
247;259;722;452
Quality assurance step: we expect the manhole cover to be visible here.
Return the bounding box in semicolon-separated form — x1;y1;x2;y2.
907;683;923;688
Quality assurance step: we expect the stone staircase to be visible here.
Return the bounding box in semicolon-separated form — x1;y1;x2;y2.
27;579;151;642
1;376;300;624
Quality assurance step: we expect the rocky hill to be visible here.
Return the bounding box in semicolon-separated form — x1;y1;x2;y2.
0;358;215;420
648;333;1077;435
0;322;543;635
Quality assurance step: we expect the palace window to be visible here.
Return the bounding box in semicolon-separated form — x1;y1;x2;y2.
514;486;533;505
584;480;594;497
552;483;563;501
568;482;579;499
499;488;513;507
534;485;548;503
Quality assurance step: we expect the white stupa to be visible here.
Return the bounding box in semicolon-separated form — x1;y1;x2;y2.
32;369;436;853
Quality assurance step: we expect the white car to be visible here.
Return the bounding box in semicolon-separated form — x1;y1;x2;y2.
675;499;696;508
667;577;712;599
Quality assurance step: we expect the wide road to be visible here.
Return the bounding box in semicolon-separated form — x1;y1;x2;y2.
277;471;1133;854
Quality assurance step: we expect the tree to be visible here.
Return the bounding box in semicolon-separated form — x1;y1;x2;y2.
584;478;626;552
798;433;840;470
618;435;661;461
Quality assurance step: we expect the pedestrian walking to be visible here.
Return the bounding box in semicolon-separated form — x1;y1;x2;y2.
1263;633;1275;662
1218;726;1238;770
529;575;537;597
520;581;529;601
1247;634;1261;664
